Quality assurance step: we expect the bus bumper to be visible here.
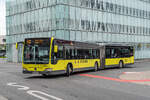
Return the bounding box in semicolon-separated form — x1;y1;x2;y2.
23;69;66;75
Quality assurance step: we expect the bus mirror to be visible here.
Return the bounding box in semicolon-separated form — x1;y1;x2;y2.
54;45;58;53
16;43;18;49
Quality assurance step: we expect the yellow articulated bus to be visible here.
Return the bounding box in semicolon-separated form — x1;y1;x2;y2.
22;37;101;76
22;37;134;76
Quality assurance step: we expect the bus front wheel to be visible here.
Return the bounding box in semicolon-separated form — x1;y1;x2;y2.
66;64;73;77
119;61;124;68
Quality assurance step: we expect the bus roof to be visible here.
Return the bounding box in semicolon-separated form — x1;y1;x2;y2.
97;43;134;47
55;39;101;49
24;38;133;48
106;44;133;47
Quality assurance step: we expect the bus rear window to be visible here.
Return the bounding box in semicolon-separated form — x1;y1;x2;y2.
106;47;133;58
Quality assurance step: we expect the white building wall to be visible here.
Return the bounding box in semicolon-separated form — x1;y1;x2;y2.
6;0;150;62
12;44;18;62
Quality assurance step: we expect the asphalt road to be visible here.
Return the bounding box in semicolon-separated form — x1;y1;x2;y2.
0;59;150;100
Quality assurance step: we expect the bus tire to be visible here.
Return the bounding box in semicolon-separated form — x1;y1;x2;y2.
94;62;98;72
66;64;73;77
119;61;124;68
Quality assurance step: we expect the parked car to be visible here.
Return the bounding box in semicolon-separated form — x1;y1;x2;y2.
0;50;6;57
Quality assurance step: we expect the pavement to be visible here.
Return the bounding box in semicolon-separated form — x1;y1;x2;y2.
0;95;8;100
120;71;150;85
135;58;150;63
1;58;150;100
121;58;150;86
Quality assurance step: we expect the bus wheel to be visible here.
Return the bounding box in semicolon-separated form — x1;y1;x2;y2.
94;62;98;72
119;61;124;68
66;64;72;77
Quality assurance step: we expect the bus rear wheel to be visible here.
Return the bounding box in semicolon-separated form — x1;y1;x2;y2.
66;64;73;77
119;61;124;68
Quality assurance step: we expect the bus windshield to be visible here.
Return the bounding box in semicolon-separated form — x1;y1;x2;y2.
23;38;50;64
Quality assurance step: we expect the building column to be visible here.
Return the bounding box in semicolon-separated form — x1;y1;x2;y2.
12;44;18;63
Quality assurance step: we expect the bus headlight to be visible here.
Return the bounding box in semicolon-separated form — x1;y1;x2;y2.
45;68;52;72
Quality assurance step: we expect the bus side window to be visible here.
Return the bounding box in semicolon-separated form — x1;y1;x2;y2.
110;48;121;58
74;49;78;59
92;49;97;59
77;49;82;59
66;48;71;59
89;49;93;59
70;49;74;59
96;49;100;59
56;45;64;59
76;49;89;59
130;47;134;56
111;48;116;58
115;48;121;58
121;48;130;57
83;49;90;59
85;49;90;59
106;48;111;58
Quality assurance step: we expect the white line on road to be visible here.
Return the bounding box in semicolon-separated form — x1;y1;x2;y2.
122;72;142;74
7;82;64;100
0;69;21;72
27;90;64;100
7;83;30;90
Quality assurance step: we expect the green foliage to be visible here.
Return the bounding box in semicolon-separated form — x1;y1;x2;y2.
137;43;142;49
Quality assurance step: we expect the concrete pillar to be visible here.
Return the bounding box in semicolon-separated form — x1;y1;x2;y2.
12;44;18;63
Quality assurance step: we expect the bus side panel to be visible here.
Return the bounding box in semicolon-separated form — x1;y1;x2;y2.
50;60;66;71
78;59;99;68
64;60;79;69
90;59;100;68
52;59;100;71
64;59;100;69
123;56;134;64
105;58;120;66
105;56;134;67
51;59;80;71
131;56;134;64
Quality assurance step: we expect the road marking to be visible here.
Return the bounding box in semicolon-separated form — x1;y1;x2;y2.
122;72;142;74
80;74;150;82
7;82;64;100
80;74;125;82
27;90;63;100
7;83;30;90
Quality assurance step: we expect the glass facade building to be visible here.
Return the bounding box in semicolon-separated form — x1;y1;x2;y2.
6;0;150;62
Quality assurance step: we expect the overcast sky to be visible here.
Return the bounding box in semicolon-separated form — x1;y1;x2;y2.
0;0;6;35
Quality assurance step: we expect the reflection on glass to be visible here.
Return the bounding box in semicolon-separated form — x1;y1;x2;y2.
24;39;50;64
